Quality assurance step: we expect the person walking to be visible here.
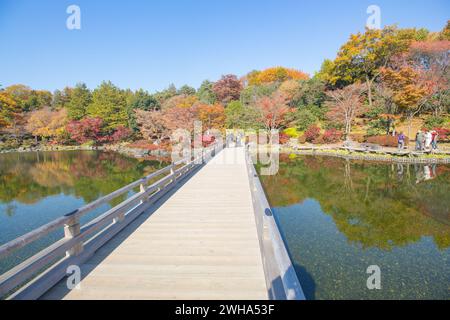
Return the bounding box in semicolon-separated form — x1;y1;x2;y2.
425;130;433;150
431;130;439;150
415;130;423;151
397;132;405;151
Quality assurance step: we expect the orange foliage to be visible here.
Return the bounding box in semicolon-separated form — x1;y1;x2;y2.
197;103;225;130
247;67;309;85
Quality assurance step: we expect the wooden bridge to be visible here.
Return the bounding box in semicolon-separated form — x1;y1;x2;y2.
0;145;304;300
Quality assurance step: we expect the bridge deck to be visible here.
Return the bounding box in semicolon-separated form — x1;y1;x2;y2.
41;147;268;300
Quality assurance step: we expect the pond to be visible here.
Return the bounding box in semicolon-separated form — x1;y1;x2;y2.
0;150;169;274
257;154;450;300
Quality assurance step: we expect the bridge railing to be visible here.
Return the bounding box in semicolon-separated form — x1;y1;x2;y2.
0;144;219;300
244;145;306;300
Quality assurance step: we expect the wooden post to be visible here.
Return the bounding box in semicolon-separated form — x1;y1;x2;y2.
64;217;83;257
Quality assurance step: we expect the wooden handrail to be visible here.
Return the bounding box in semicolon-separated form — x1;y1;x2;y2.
0;144;220;299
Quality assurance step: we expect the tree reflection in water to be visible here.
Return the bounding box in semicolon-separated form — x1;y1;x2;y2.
257;154;450;299
0;151;169;215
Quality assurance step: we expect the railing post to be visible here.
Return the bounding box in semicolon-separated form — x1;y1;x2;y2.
64;217;83;257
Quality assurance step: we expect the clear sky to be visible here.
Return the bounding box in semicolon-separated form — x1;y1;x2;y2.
0;0;448;93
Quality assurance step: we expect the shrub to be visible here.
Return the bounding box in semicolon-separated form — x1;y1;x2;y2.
424;116;444;130
349;133;366;143
366;135;409;147
292;108;318;131
313;135;325;144
298;135;306;144
304;125;321;143
322;128;343;143
434;127;450;141
283;127;299;138
111;126;133;143
279;132;290;145
66;117;104;144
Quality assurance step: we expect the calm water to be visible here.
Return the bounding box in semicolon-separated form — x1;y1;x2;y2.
257;154;450;300
0;151;169;274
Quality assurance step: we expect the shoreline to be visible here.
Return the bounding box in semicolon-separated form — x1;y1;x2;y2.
2;144;450;164
0;144;171;159
281;146;450;164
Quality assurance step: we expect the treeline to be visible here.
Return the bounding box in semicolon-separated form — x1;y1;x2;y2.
0;22;449;150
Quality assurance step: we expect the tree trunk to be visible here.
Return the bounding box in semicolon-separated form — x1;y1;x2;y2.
366;77;373;107
407;115;413;140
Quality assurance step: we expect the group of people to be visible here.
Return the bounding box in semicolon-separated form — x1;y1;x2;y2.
397;130;439;151
415;129;439;151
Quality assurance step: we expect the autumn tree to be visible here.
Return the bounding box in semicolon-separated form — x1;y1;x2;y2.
407;40;450;115
163;106;198;133
134;109;169;142
25;107;68;141
86;81;128;131
4;84;52;112
66;83;92;120
327;26;421;106
162;94;198;110
197;103;226;130
326;84;366;138
213;75;243;104
439;20;450;40
0;91;18;128
254;91;291;131
247;67;309;85
380;65;430;137
66;117;105;144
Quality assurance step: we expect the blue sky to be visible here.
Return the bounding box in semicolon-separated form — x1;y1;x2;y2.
0;0;448;93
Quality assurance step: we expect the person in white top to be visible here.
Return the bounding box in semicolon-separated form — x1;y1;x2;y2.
425;131;433;150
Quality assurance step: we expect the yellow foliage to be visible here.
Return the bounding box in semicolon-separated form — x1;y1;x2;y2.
248;67;309;85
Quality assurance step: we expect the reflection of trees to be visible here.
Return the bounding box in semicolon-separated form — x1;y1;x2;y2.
0;151;168;212
258;155;450;250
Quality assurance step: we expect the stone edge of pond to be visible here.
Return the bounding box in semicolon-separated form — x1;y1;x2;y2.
0;144;171;159
282;147;450;164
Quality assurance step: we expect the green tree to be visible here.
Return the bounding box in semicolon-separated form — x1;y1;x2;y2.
154;84;177;104
86;81;128;131
66;83;92;120
127;89;160;132
52;87;73;110
240;83;278;106
178;85;196;96
293;78;327;108
196;80;217;104
225;100;263;130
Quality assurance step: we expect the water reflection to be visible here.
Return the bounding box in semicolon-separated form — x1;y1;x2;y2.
0;151;169;274
0;151;168;215
257;155;450;299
